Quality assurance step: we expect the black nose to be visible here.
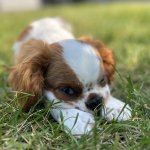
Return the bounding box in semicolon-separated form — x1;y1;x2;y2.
85;95;103;111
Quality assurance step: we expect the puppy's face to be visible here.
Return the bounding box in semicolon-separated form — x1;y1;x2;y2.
9;37;115;112
45;39;110;112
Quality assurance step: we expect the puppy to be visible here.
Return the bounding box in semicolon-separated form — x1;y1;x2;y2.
9;17;131;136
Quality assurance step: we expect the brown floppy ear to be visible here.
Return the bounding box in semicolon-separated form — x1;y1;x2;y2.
9;39;51;112
79;36;116;84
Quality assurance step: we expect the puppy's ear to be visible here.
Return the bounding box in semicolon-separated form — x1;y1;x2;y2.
79;36;116;84
9;39;51;112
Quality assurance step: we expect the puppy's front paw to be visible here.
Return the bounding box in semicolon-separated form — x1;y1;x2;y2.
51;108;95;136
103;105;131;121
102;96;132;121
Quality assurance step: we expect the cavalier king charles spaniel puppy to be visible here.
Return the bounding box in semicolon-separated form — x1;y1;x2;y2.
9;17;131;136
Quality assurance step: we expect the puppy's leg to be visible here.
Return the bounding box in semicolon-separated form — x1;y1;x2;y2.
101;96;132;121
50;108;95;136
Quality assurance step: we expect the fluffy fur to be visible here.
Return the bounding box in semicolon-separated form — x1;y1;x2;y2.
9;17;131;136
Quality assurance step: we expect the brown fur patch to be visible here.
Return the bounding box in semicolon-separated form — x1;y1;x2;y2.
18;25;32;41
45;45;83;101
79;36;116;84
9;39;51;112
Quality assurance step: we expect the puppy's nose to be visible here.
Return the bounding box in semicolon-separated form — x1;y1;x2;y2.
85;94;103;111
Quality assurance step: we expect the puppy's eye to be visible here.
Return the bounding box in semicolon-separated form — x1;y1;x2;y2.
59;87;76;96
99;76;107;87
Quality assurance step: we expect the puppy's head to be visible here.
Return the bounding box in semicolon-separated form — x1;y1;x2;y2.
9;37;115;112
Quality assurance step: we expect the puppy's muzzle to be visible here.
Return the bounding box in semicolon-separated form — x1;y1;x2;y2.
85;95;103;111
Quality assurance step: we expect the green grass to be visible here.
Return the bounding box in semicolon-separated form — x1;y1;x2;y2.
0;3;150;150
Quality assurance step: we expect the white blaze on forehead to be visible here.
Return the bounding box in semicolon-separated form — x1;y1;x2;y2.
59;39;101;85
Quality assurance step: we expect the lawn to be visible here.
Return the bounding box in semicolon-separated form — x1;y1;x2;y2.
0;3;150;150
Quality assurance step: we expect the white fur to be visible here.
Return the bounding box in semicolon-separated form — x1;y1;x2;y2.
13;17;74;56
50;108;95;136
101;96;132;121
84;84;110;101
60;40;100;86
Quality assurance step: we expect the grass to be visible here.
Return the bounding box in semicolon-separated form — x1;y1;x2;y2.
0;3;150;150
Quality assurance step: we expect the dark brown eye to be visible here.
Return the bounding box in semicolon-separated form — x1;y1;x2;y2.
59;86;76;96
99;76;107;87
